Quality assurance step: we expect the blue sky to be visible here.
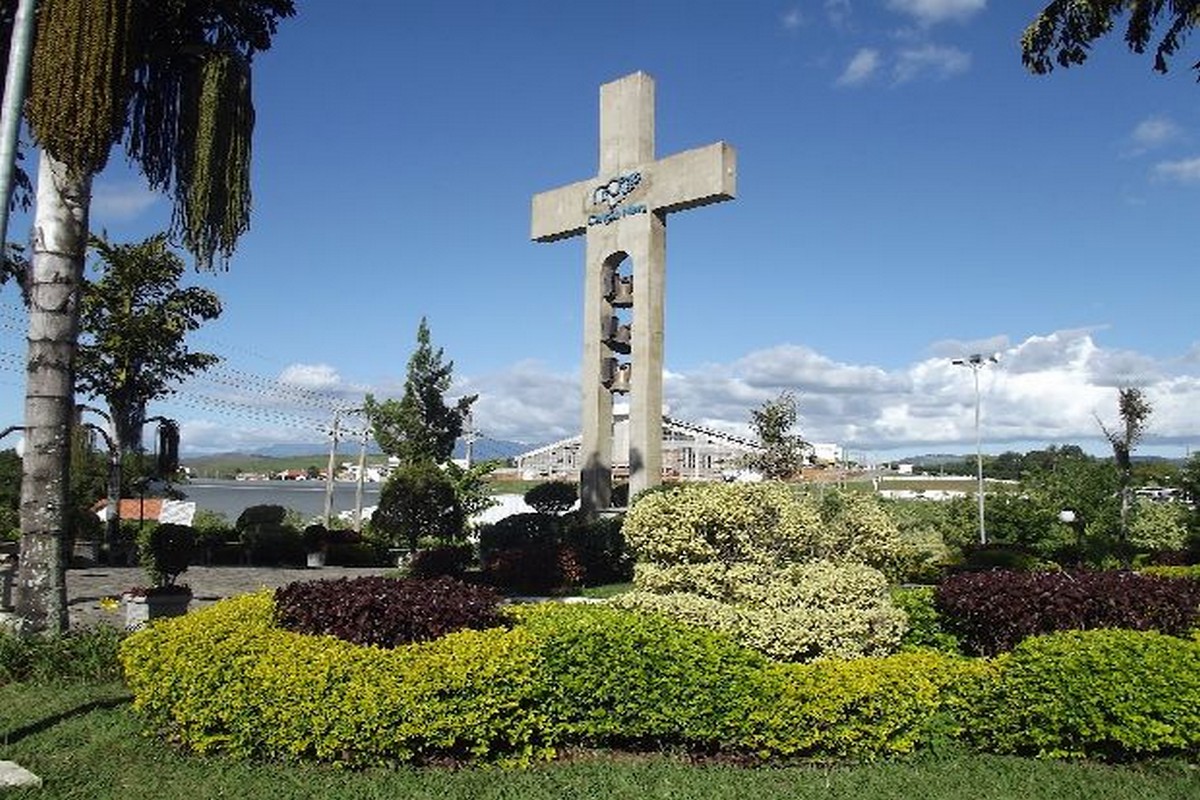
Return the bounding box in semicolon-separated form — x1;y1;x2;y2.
2;0;1199;462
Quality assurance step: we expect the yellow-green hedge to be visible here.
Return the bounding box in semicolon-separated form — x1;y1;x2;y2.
120;592;551;766
120;594;1200;766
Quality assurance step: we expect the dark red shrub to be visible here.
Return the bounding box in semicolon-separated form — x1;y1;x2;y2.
274;576;507;648
483;543;584;595
407;544;474;578
935;569;1200;656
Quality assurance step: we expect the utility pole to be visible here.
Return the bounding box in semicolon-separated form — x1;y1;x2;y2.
463;410;475;469
322;409;342;529
353;427;368;533
952;353;999;545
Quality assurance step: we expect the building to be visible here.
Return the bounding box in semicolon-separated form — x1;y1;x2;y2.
516;409;837;483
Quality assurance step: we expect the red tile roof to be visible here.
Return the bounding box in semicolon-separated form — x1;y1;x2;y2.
91;498;165;521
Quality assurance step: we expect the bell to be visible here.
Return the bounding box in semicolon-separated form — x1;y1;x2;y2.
602;316;632;354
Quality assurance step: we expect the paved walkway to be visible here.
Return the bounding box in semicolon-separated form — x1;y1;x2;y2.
65;565;395;629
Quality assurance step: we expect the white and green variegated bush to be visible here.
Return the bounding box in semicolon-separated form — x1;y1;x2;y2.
618;482;907;661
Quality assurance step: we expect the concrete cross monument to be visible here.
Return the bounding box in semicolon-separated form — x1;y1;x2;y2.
531;71;736;513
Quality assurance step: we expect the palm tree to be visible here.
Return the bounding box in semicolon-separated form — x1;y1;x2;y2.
1024;2;1200;77
15;0;294;634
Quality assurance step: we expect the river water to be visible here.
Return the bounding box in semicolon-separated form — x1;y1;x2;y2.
175;479;381;523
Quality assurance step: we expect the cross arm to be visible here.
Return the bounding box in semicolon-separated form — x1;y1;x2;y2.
643;141;736;214
531;178;593;242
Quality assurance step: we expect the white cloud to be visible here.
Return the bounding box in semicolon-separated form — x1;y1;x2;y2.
836;48;881;87
781;7;804;30
175;331;1200;460
886;0;986;26
278;363;342;390
825;0;853;29
90;182;159;222
1130;116;1182;152
893;43;970;82
1153;156;1200;183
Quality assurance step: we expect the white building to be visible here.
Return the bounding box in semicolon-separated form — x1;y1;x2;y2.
515;410;839;483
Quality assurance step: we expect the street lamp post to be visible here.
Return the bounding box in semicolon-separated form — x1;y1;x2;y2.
952;353;999;545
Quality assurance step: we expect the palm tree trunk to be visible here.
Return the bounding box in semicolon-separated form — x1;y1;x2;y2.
16;151;91;634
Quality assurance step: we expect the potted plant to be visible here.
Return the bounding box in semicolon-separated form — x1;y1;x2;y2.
303;523;330;568
123;522;196;629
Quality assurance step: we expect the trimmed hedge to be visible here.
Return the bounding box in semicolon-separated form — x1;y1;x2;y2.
121;593;548;766
120;594;1200;767
935;569;1200;656
962;628;1200;760
513;603;769;747
274;576;507;648
748;651;986;759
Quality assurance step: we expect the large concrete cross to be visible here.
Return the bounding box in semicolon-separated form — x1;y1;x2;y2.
531;71;735;513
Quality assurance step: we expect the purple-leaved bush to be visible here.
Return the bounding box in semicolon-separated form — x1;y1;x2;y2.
935;570;1200;656
274;576;508;648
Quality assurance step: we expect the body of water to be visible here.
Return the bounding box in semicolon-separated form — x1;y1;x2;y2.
177;479;381;523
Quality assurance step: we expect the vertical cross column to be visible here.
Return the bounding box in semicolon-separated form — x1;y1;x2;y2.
531;71;736;516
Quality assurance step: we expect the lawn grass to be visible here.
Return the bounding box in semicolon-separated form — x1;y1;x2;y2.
579;581;633;599
1;682;1197;800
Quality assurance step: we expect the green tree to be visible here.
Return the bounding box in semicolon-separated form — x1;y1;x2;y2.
77;233;221;455
1023;2;1200;77
372;461;465;552
742;391;808;480
364;318;476;466
1098;387;1152;560
13;0;294;634
1023;449;1120;565
445;460;498;525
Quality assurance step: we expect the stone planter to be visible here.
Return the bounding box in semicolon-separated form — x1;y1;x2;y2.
123;590;192;630
305;549;327;569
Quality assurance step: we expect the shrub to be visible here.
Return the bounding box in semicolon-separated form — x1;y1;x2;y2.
622;482;822;568
138;522;195;588
241;523;303;566
891;586;961;654
407;543;474;578
616;561;906;662
483;543;585;595
120;592;1200;765
235;505;301;566
236;504;288;531
524;481;578;515
1140;564;1200;580
935;569;1200;656
962;629;1200;759
273;576;508;648
373;461;466;551
560;512;634;585
325;540;388;567
619;482;906;661
1128;500;1190;554
120;593;549;766
192;509;235;555
513;603;770;747
881;499;956;583
479;511;632;588
748;651;986;759
477;513;558;562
